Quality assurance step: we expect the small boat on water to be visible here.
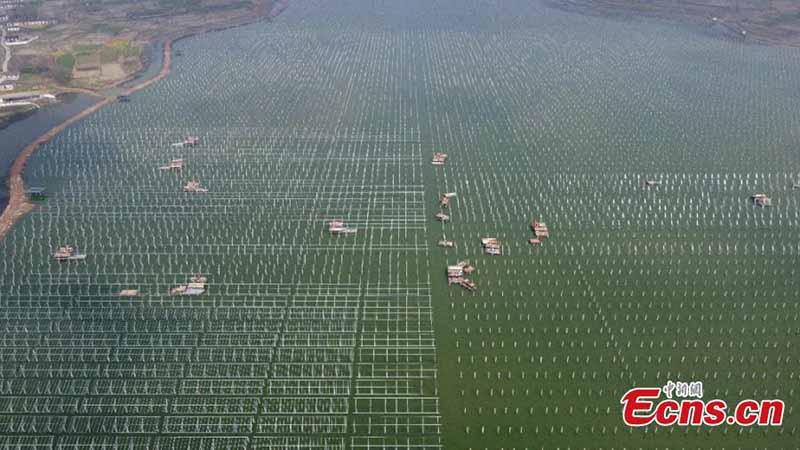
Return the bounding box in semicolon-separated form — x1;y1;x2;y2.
438;239;455;248
447;265;464;282
432;152;448;165
118;289;140;297
172;136;200;147
459;260;476;274
435;212;450;222
328;220;357;235
459;279;477;291
25;187;47;201
530;220;550;242
160;159;184;171
183;181;208;193
439;192;456;208
446;261;477;290
530;221;548;232
644;180;661;187
53;245;86;261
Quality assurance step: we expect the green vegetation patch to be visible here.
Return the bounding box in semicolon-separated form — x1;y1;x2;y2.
92;23;126;35
73;44;101;56
55;52;75;71
74;52;99;68
99;40;141;63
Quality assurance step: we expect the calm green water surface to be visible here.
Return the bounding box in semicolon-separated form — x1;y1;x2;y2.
1;0;798;448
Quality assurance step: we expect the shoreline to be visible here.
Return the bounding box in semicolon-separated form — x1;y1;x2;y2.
0;2;282;241
544;0;800;48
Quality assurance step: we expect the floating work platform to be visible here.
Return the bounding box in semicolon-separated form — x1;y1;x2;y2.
118;289;140;297
52;245;86;261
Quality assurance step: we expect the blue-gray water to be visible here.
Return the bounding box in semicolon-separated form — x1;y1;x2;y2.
0;93;100;211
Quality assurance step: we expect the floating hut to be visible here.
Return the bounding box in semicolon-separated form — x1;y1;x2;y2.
481;237;502;255
530;220;548;232
447;262;476;291
183;136;200;147
328;220;357;235
447;265;464;281
160;159;184;171
529;220;550;244
751;193;772;207
170;275;207;296
118;289;140;297
458;260;476;274
25;187;46;201
173;136;200;147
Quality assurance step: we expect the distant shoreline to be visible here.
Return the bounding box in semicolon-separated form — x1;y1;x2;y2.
545;0;800;48
0;3;285;241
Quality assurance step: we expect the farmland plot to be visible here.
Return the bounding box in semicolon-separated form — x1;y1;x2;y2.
1;0;799;449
